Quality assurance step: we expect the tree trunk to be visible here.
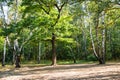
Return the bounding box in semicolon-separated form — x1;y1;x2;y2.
95;19;101;59
76;36;80;59
73;57;76;64
14;39;21;68
98;59;104;64
89;24;99;60
101;28;105;64
89;23;104;64
12;51;15;65
100;11;106;64
82;30;87;60
51;33;56;66
38;42;41;64
2;38;7;66
15;54;21;68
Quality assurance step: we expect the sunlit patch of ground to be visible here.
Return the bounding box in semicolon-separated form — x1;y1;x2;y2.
0;63;120;80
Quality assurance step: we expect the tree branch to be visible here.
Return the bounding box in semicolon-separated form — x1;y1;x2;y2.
0;3;7;28
37;0;50;14
51;1;67;27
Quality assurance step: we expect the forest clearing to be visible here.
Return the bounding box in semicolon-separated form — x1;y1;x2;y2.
0;63;120;80
0;0;120;80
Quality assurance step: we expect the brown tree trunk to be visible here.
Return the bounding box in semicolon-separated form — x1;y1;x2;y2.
15;54;21;68
98;59;104;64
2;57;5;67
51;33;56;66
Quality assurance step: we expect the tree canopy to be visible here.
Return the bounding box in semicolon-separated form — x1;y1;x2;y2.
0;0;120;67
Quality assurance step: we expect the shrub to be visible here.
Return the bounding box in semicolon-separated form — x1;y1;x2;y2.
87;54;97;61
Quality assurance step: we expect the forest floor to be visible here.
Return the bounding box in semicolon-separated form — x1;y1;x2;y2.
0;63;120;80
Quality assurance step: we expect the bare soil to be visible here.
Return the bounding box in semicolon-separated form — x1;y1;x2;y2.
0;63;120;80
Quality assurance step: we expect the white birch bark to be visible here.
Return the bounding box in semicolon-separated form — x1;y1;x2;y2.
89;24;99;58
2;38;7;66
38;42;41;63
102;28;105;63
101;11;106;63
0;2;7;66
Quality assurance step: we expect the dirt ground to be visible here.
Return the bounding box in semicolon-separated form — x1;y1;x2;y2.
0;63;120;80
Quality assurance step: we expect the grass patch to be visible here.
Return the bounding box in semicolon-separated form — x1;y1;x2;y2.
21;60;51;67
0;60;109;71
57;60;74;65
57;60;97;65
0;65;14;71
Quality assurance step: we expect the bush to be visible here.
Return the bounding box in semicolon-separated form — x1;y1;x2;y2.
87;54;97;61
106;52;112;60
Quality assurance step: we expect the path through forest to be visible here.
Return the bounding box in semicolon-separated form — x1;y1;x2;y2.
0;63;120;80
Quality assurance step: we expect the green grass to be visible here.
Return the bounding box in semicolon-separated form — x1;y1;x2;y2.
0;60;96;69
21;60;97;65
21;60;51;67
0;65;14;71
57;60;97;65
2;60;119;71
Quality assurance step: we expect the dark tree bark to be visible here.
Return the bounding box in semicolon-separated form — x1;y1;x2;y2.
2;57;5;66
15;54;21;68
50;2;66;66
73;56;76;64
51;33;56;65
12;51;15;65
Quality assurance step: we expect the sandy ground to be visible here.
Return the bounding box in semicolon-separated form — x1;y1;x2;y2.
0;63;120;80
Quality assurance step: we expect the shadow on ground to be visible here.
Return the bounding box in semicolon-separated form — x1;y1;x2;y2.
0;63;120;80
66;73;120;80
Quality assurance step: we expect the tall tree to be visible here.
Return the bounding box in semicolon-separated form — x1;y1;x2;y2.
0;0;9;66
22;0;68;65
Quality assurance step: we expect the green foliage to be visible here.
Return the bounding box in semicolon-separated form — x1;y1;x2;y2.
0;36;4;61
87;54;97;61
0;0;120;66
0;36;4;51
